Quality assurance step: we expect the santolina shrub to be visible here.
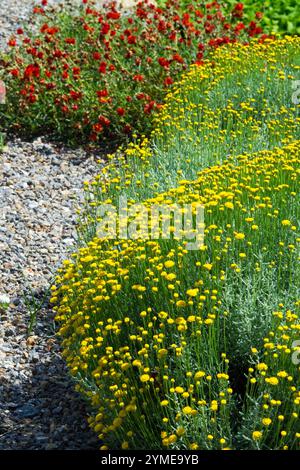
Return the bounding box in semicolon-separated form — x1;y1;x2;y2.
52;38;300;449
0;0;265;144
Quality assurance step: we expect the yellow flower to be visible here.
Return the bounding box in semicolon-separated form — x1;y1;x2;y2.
176;427;185;437
256;363;268;371
186;288;199;297
203;263;213;271
234;232;245;240
157;349;168;359
194;371;205;380
189;443;199;450
281;219;291;226
252;431;262;441
140;374;150;382
265;377;279;386
165;260;175;268
262;418;272;426
160;400;169;407
182;406;193;415
210;400;218;411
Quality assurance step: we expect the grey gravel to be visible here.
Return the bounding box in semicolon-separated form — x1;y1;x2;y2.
0;136;104;450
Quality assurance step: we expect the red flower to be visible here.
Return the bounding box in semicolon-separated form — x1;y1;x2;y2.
117;107;125;116
93;52;102;60
40;23;49;33
101;23;110;35
47;27;59;35
99;62;107;74
97;89;108;97
158;20;167;32
17;28;24;35
133;74;144;82
53;49;63;58
158;57;170;68
72;67;81;76
24;64;40;79
127;35;137;45
11;68;19;77
33;6;44;14
232;2;244;18
144;100;156;114
70;90;82;101
93;123;103;133
65;37;76;45
8;38;16;47
164;76;173;86
98;115;110;126
123;124;132;134
234;3;244;11
172;53;184;64
28;94;37;103
235;22;245;32
107;11;120;20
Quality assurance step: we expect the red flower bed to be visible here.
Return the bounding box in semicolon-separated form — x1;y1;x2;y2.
0;0;266;144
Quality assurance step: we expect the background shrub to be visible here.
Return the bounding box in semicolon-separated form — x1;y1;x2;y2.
0;0;265;144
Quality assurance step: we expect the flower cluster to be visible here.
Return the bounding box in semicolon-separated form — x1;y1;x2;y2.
0;0;265;143
53;37;300;449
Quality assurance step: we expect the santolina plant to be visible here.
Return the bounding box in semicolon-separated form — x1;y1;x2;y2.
0;0;265;144
52;38;300;450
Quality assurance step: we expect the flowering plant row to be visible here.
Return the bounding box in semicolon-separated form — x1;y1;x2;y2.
0;0;265;144
52;38;300;449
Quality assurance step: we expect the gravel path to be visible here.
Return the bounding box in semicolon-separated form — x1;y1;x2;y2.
0;140;103;450
0;0;106;450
